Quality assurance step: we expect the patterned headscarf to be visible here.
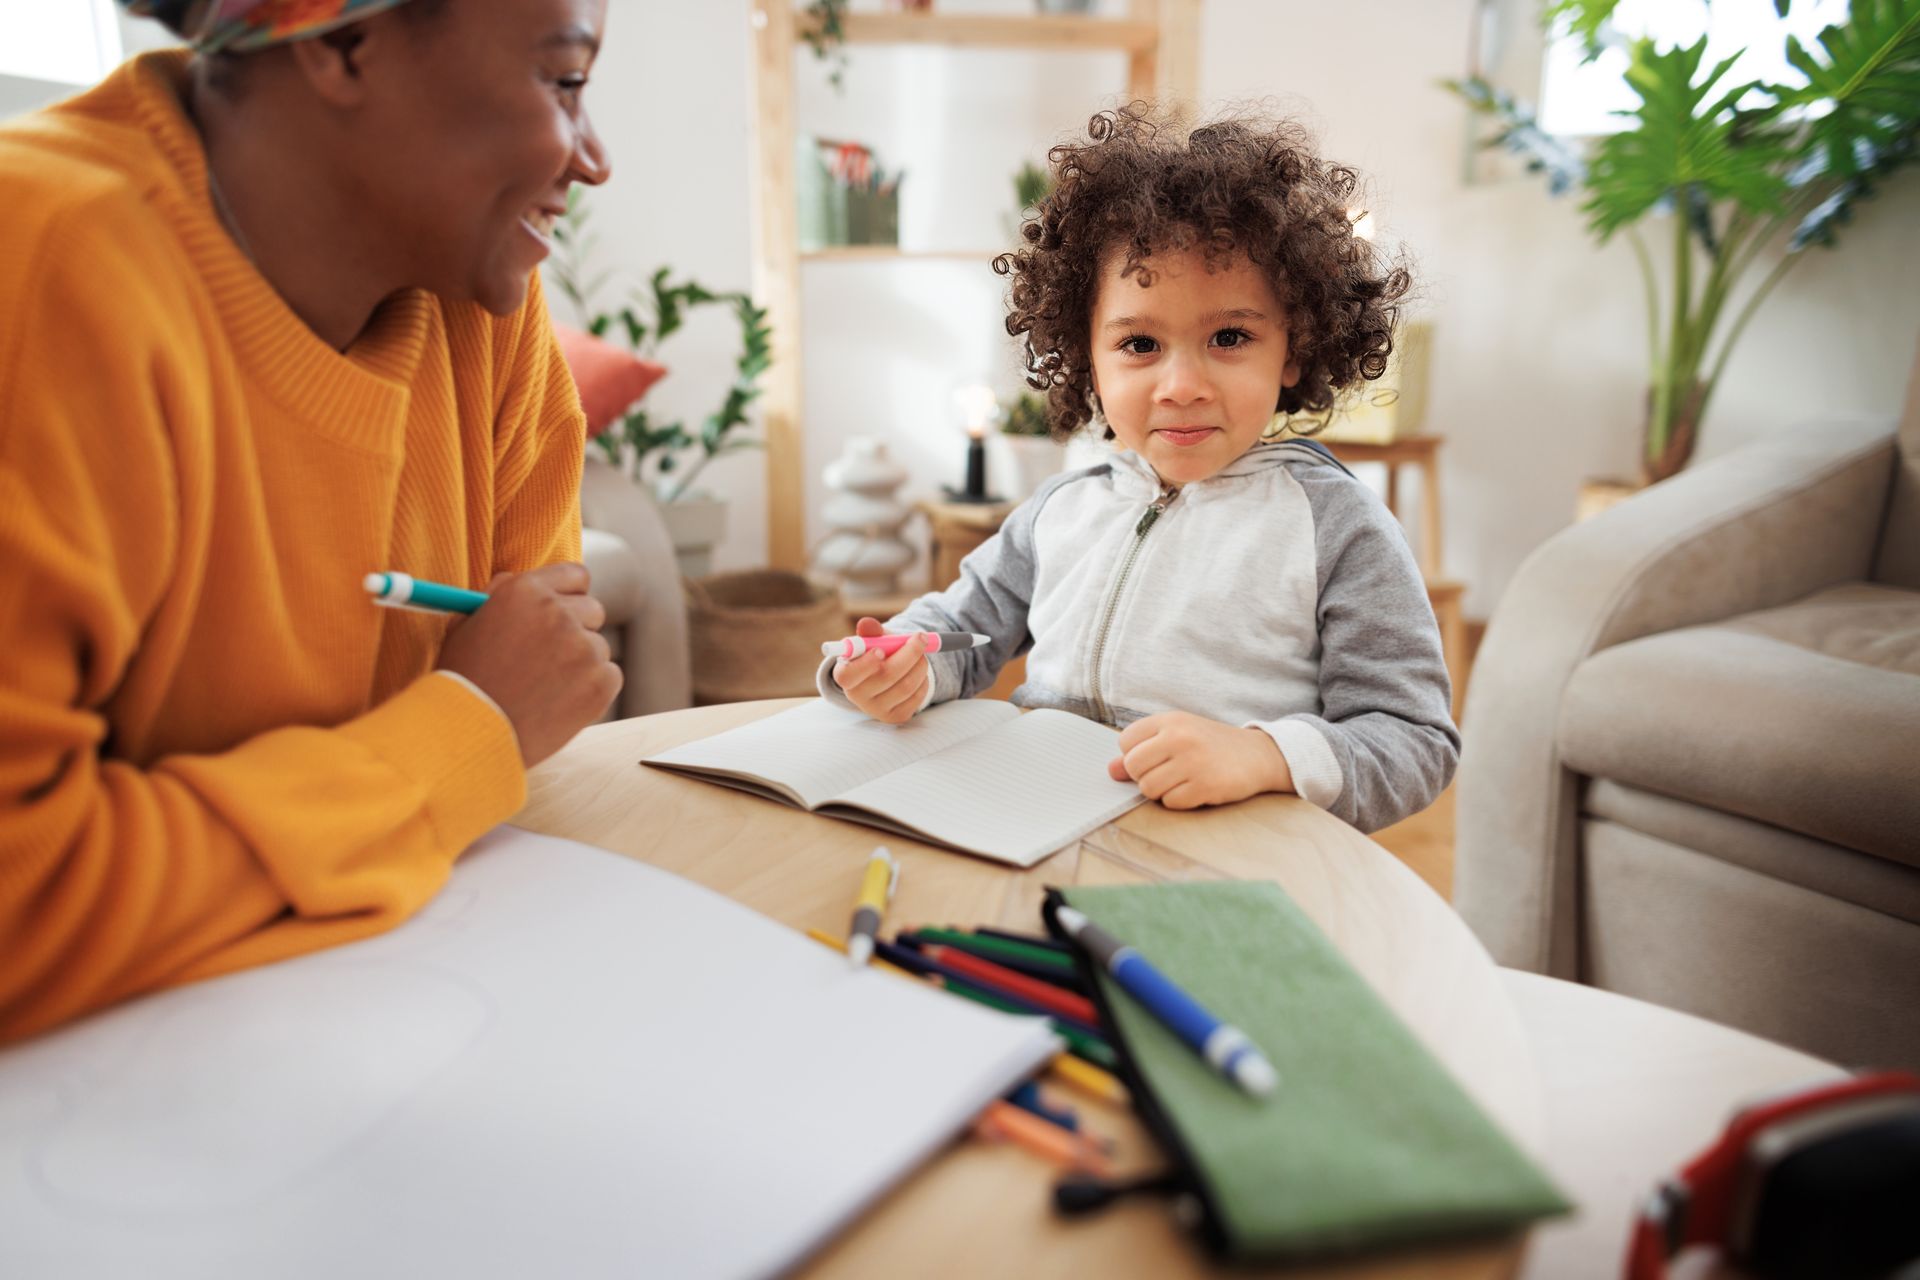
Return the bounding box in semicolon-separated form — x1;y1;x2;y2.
120;0;417;55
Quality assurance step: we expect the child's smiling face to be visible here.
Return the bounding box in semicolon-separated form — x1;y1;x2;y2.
1088;246;1300;486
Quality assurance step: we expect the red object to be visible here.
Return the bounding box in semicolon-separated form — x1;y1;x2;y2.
924;944;1099;1025
552;323;667;438
1623;1070;1920;1279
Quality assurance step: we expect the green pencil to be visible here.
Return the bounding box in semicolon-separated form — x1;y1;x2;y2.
909;927;1078;974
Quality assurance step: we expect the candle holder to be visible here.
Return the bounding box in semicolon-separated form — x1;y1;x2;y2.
944;385;1004;505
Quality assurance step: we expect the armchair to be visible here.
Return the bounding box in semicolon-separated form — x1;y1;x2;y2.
1456;347;1920;1070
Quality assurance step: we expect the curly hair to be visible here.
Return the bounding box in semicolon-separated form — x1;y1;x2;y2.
994;104;1411;439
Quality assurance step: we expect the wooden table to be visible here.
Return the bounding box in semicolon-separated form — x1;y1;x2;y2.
514;700;1543;1278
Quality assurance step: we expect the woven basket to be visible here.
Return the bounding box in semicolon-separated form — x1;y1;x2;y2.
684;570;842;705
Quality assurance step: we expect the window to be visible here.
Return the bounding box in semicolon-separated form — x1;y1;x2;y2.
1537;0;1847;137
0;0;124;86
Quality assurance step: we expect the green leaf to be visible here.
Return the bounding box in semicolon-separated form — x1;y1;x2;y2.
1545;0;1625;63
1580;37;1790;241
1774;0;1920;179
618;306;646;349
1791;124;1919;247
1440;76;1586;194
556;191;773;480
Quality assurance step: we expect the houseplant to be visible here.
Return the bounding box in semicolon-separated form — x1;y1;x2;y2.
987;391;1069;501
1447;0;1920;483
550;192;772;576
1003;158;1055;243
802;0;850;92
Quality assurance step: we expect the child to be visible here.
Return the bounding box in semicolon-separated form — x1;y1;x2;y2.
819;107;1457;833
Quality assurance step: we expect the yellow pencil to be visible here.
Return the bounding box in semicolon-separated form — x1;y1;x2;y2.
1048;1050;1130;1107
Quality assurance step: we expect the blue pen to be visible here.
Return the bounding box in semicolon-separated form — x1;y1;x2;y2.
1053;906;1278;1098
363;571;489;616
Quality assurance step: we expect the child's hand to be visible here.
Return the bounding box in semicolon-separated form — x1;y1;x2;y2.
832;616;930;724
1106;711;1294;809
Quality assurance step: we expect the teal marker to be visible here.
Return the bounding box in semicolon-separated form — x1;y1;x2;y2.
363;572;488;616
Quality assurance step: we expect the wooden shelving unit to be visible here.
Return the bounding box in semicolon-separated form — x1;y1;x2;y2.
746;0;1201;569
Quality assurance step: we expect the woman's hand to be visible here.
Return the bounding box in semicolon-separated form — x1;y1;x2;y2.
437;562;621;765
832;616;929;725
1106;711;1294;809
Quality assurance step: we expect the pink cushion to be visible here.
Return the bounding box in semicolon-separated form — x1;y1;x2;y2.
553;323;667;437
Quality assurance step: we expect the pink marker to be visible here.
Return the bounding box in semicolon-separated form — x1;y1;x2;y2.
822;631;992;660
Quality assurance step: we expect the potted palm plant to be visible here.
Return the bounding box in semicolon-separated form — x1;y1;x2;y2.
1447;0;1920;485
550;193;772;577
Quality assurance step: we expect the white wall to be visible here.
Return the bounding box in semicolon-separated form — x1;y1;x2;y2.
1201;0;1920;614
589;0;1917;613
544;0;763;557
16;2;1914;616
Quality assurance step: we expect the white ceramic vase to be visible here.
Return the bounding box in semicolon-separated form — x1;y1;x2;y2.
985;433;1069;502
657;493;728;580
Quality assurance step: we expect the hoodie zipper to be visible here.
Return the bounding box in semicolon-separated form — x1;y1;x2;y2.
1088;483;1179;726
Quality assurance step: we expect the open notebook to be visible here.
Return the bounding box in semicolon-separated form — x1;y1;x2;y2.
643;699;1147;867
0;829;1058;1280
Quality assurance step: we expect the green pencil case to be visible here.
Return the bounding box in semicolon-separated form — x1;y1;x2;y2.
1041;881;1570;1263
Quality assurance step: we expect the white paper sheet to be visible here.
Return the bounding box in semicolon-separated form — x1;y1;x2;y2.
0;828;1058;1280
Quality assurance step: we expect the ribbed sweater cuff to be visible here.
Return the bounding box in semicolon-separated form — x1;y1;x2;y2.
338;674;527;853
1250;717;1344;813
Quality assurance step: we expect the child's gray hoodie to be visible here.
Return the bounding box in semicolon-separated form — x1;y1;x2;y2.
818;439;1459;832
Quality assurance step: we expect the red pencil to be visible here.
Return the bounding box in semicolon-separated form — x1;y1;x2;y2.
923;944;1100;1025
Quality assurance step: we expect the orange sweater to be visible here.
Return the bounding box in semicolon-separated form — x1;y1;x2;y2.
0;54;586;1043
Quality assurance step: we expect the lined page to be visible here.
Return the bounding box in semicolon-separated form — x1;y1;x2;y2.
826;709;1147;866
643;698;1021;810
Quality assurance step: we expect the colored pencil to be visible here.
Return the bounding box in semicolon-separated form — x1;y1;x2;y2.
904;941;1092;994
805;928;1120;1073
919;974;1120;1071
922;944;1099;1025
803;927;917;982
874;940;1105;1040
972;1100;1111;1176
908;927;1077;974
1005;1080;1081;1133
1048;1051;1130;1107
976;926;1074;956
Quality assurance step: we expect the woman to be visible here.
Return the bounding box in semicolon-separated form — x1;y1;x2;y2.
0;0;619;1042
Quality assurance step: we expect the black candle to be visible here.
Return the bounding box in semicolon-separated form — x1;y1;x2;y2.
963;431;987;499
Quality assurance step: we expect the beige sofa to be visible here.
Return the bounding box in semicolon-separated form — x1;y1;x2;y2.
1456;356;1920;1072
